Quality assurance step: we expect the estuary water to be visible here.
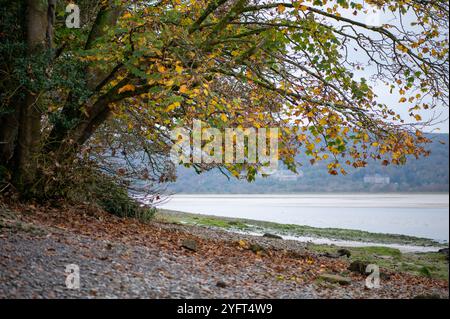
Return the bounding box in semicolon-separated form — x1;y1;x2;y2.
160;194;449;243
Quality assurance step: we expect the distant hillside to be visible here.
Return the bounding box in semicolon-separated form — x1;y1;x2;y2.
168;134;449;193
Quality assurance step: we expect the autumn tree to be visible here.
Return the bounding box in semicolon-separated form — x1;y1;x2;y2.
0;0;448;199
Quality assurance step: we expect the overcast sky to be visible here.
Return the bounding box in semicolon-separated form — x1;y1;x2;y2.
297;0;449;133
342;2;449;133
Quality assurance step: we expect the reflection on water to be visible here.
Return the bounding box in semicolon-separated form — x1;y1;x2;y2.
160;194;449;242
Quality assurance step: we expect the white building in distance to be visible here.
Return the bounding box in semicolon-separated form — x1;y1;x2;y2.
271;170;304;182
364;174;390;185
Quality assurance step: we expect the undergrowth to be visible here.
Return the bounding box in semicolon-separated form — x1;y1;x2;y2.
0;160;157;223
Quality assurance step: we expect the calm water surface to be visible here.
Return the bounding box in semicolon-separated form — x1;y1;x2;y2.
160;194;449;242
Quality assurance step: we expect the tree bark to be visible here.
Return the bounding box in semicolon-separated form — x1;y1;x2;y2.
0;103;20;165
0;0;26;167
84;1;124;89
13;0;54;190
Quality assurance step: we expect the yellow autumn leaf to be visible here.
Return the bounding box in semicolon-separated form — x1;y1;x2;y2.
157;65;167;73
179;85;188;94
122;12;132;19
220;113;228;122
118;84;135;94
166;102;181;112
277;4;286;13
164;79;175;87
363;133;370;142
299;5;308;11
238;240;249;249
175;65;184;74
397;44;409;53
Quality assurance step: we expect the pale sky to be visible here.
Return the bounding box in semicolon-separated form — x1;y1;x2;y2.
337;2;449;133
282;0;449;133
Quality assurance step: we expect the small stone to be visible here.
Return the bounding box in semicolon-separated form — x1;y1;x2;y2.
438;248;449;261
319;274;352;285
376;255;394;260
249;244;266;254
263;233;283;240
380;272;391;281
323;252;340;259
337;249;351;258
181;239;198;252
348;260;370;275
216;281;228;288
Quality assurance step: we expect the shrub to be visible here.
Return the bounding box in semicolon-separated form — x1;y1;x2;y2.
26;159;157;223
419;266;432;278
93;174;157;222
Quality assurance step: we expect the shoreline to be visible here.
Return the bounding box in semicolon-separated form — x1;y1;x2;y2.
155;209;449;281
157;193;449;243
156;209;447;251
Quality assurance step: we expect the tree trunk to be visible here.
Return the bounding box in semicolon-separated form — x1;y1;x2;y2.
0;104;20;165
84;1;123;88
13;0;54;190
0;0;26;167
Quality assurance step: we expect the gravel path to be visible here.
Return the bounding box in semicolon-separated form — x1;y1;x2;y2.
0;218;317;299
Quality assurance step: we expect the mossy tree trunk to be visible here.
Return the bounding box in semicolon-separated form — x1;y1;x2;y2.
0;0;123;195
12;0;55;191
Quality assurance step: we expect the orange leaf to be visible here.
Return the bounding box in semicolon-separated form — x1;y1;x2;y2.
118;84;136;94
